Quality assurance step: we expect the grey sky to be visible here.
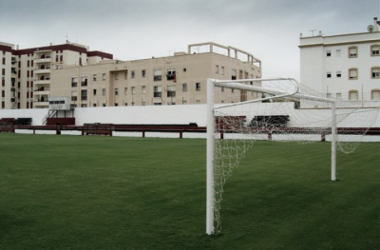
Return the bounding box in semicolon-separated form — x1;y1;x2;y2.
1;0;379;79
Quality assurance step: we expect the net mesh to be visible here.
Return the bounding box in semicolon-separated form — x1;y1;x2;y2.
210;78;379;234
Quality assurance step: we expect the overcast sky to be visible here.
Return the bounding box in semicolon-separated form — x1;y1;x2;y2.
1;0;379;80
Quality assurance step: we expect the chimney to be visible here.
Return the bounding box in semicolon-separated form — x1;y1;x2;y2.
374;17;379;31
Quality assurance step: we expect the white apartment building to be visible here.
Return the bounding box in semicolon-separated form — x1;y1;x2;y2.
299;17;380;106
50;42;262;108
0;41;112;109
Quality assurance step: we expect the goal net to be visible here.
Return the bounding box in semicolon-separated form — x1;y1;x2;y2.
206;78;379;235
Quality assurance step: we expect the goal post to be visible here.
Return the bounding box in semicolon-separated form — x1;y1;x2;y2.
206;78;338;235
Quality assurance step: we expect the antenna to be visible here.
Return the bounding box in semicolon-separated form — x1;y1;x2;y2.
64;33;69;43
309;29;317;36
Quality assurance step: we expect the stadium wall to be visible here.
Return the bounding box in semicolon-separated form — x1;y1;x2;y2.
0;103;379;128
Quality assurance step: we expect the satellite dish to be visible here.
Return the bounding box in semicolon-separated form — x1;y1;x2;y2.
368;25;374;32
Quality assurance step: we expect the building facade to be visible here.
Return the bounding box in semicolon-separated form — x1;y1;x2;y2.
0;41;113;109
299;18;380;106
50;42;262;107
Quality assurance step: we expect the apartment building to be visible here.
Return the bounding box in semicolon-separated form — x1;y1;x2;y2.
50;42;262;107
0;41;113;109
299;17;380;106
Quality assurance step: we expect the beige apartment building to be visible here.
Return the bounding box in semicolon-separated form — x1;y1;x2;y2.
50;42;262;107
0;40;112;109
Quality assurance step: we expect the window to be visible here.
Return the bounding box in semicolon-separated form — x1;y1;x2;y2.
349;90;358;101
166;68;176;81
154;69;162;81
327;72;332;78
142;70;146;77
81;76;88;86
131;70;135;78
221;66;225;75
371;67;380;78
93;89;97;96
326;50;331;57
371;89;380;100
124;71;128;79
167;85;176;97
81;90;87;101
327;93;332;98
348;46;357;58
215;65;219;74
336;71;342;78
154;86;162;97
196;82;201;91
102;73;106;81
349;68;358;80
142;86;146;94
336;93;342;99
182;83;187;92
115;88;119;95
371;45;379;56
102;88;106;96
93;74;97;81
131;87;135;94
115;73;119;80
231;69;237;80
124;87;128;95
182;100;187;105
71;77;78;87
142;102;146;106
336;49;341;57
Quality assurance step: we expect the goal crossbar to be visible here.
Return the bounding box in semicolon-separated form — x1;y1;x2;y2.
213;79;336;109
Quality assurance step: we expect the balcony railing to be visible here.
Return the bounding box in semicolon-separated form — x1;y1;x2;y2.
34;57;52;64
34;68;50;74
34;86;50;91
34;79;51;85
34;89;50;96
33;101;49;108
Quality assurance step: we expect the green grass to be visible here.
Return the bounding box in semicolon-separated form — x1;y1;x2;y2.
0;134;379;250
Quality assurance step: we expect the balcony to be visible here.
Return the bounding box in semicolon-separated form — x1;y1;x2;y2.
34;68;50;74
34;57;52;64
34;101;49;108
34;79;51;85
34;87;50;96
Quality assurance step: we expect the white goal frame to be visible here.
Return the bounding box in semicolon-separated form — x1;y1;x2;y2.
206;78;337;235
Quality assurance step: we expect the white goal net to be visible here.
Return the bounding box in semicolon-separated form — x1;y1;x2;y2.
206;78;379;235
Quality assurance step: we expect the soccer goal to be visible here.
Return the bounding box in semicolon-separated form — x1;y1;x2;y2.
206;77;379;235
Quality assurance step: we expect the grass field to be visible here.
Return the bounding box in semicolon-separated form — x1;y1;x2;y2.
0;133;379;250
